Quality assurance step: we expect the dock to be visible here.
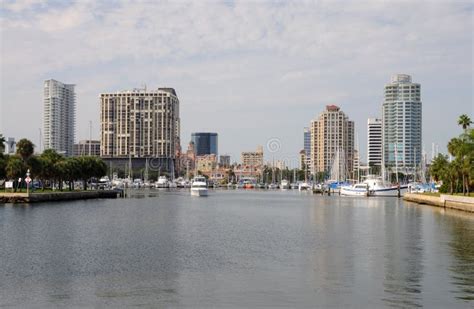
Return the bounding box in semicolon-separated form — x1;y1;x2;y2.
0;190;122;204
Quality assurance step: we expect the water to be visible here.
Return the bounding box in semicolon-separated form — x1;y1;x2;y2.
1;190;473;308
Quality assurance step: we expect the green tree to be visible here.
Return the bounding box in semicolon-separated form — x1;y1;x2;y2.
458;114;472;131
39;149;63;190
16;139;34;161
6;156;25;192
430;154;449;182
0;134;5;153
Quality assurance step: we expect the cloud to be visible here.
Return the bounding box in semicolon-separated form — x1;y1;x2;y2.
0;0;472;161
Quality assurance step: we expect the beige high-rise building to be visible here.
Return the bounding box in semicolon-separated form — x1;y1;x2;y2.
310;105;354;180
241;146;264;167
100;87;180;171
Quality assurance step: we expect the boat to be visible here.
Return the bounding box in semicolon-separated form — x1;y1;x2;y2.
155;176;169;188
239;177;257;189
341;175;409;197
290;183;299;189
340;183;369;196
268;183;278;190
298;182;311;191
280;179;290;190
191;176;208;196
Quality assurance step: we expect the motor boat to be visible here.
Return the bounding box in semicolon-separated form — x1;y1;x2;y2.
191;176;208;196
155;176;169;188
239;177;257;189
340;183;370;196
268;183;278;190
280;179;290;190
298;182;311;191
341;176;409;197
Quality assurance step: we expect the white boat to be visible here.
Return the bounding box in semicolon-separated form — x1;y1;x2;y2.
280;179;290;190
191;176;208;196
268;183;278;190
298;182;311;191
155;176;169;188
340;183;369;196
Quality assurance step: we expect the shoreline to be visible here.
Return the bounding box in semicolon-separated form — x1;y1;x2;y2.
403;193;474;213
0;190;121;204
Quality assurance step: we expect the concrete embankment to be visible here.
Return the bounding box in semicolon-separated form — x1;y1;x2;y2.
404;193;474;213
0;190;121;204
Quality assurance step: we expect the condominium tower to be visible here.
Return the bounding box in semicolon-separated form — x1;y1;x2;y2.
241;146;264;167
43;79;76;156
310;105;354;180
367;118;382;166
382;74;422;170
100;87;180;171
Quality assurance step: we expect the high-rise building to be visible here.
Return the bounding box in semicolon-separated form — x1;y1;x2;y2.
100;87;180;171
43;79;76;156
382;74;422;170
303;127;311;172
241;146;264;167
73;140;100;157
367;118;382;166
310;105;354;180
191;132;218;157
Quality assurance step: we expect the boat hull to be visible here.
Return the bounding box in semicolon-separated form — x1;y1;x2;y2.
191;188;208;196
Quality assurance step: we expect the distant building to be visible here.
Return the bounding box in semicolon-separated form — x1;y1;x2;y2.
219;155;231;168
303;127;311;172
196;154;217;174
299;150;307;170
367;118;382;166
100;87;180;172
5;137;16;154
310;105;354;180
43;79;76;156
73;140;100;157
191;132;218;156
382;74;422;170
241;146;264;167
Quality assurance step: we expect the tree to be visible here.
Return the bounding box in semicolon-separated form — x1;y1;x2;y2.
0;134;5;153
39;149;63;190
16;139;34;161
6;156;25;192
430;154;448;182
458;114;472;131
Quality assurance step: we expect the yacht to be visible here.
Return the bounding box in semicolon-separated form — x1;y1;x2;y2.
341;175;409;197
268;183;278;190
280;179;290;190
340;183;370;196
239;177;257;189
298;182;311;191
191;176;208;196
155;176;169;188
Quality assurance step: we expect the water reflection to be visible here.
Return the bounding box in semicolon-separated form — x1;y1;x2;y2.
382;199;424;308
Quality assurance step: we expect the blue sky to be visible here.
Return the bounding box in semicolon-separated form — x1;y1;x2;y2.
1;0;472;166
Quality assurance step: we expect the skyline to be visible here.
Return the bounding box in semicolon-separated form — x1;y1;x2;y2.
1;1;473;165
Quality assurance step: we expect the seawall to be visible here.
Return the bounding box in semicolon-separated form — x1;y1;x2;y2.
0;190;121;204
403;193;474;213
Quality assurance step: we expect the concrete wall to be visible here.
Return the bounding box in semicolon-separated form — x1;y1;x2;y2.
404;193;474;213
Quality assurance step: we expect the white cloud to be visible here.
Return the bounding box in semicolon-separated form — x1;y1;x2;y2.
0;0;472;160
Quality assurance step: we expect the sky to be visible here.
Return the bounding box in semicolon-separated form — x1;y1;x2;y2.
0;0;473;167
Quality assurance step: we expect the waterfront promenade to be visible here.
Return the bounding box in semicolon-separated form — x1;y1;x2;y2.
0;190;120;203
404;193;474;213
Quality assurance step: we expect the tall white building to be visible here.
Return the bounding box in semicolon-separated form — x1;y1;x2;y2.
367;118;382;166
382;74;422;170
43;79;76;156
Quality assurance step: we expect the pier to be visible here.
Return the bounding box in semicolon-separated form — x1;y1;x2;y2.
0;190;121;204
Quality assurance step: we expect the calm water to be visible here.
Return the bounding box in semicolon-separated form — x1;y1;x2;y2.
1;190;473;308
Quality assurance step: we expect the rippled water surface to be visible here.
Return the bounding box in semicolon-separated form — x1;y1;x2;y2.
1;190;473;308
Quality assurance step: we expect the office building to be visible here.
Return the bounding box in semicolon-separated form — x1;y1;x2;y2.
73;140;100;157
191;132;218;156
100;87;180;171
367;118;382;166
382;74;422;170
43;79;76;156
310;105;354;180
219;155;231;168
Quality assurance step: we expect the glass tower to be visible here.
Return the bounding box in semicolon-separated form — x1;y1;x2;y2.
191;132;218;157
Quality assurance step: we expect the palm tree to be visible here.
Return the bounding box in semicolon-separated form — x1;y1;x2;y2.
16;139;34;161
458;114;472;131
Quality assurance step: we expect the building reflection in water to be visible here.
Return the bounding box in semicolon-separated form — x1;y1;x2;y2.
382;199;424;308
440;211;474;301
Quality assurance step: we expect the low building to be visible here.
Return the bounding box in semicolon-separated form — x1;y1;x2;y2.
219;155;231;168
196;154;217;174
73;140;100;156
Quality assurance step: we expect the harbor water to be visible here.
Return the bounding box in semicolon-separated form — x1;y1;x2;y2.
1;190;473;308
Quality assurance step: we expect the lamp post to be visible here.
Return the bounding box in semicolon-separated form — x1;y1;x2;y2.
25;169;31;195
